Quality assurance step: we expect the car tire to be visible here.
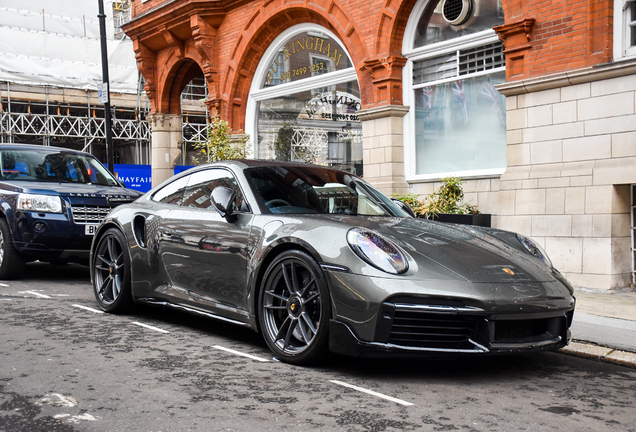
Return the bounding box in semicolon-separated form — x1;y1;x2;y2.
0;218;25;280
92;228;133;313
258;250;331;365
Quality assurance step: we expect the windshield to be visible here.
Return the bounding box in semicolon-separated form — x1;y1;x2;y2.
0;148;119;186
245;165;410;217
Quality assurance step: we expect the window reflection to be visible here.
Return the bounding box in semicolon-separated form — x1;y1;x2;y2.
257;82;363;175
414;73;506;175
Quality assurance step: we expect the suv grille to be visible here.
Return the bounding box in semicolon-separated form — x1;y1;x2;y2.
70;205;111;224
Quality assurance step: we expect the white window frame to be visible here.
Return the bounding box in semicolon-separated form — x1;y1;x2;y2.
402;0;506;181
245;24;357;157
614;0;636;59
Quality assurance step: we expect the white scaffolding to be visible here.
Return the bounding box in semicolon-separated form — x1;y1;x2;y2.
0;1;208;165
0;0;138;92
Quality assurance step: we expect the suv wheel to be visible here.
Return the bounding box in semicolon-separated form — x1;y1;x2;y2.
0;218;25;280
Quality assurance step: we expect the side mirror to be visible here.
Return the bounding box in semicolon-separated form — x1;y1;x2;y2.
391;198;416;218
211;186;238;222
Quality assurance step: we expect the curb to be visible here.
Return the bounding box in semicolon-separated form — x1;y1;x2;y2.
560;341;636;369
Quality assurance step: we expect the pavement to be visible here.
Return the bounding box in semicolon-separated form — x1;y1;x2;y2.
560;287;636;368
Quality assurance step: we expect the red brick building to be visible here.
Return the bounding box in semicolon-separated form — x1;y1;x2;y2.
124;0;636;291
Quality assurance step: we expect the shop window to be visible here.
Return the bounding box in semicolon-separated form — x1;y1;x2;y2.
247;26;362;175
403;0;506;180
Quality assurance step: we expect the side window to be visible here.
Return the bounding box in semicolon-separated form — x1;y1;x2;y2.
183;169;249;212
151;175;190;205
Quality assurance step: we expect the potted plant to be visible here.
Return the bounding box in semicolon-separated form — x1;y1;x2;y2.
394;177;491;227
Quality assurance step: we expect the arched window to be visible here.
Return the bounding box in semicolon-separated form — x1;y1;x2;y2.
246;25;363;175
403;0;507;180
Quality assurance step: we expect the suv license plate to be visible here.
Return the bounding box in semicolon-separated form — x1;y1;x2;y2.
85;224;99;235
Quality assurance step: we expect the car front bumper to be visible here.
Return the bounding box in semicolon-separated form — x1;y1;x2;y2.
325;271;575;357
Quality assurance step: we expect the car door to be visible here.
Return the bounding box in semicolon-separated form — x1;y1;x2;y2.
160;168;253;317
145;174;192;299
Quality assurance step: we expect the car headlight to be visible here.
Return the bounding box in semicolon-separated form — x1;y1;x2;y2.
17;194;62;213
516;234;552;268
347;228;409;274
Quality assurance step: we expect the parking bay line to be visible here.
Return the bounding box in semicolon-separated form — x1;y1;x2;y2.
72;304;104;314
330;380;414;406
20;290;52;299
131;321;170;334
212;345;270;362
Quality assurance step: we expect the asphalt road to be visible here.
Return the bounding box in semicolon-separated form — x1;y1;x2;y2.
1;263;635;432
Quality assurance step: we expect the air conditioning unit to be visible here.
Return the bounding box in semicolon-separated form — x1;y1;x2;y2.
442;0;473;26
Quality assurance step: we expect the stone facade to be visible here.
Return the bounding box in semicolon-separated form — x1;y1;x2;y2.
496;65;636;290
358;105;410;195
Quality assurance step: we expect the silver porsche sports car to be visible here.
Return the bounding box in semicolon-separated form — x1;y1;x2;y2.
90;160;575;364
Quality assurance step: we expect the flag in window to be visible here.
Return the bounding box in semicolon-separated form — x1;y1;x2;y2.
452;81;468;125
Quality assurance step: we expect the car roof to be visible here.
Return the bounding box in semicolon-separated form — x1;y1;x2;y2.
210;159;352;173
0;143;92;156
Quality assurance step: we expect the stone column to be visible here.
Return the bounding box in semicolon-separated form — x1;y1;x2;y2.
147;113;183;187
357;105;410;196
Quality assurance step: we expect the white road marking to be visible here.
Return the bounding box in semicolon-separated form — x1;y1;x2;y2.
72;304;104;314
131;321;169;334
0;283;9;286
212;345;270;362
20;290;52;299
40;394;78;407
330;380;414;406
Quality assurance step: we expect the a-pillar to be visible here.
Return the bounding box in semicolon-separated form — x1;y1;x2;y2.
147;113;182;187
357;105;410;195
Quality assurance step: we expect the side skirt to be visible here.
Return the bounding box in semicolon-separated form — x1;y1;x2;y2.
136;297;257;330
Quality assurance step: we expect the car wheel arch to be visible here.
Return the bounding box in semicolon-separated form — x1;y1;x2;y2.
90;221;130;276
93;220;127;243
251;240;331;333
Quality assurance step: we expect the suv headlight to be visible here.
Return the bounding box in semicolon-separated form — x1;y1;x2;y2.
516;234;552;268
17;194;62;213
347;228;409;274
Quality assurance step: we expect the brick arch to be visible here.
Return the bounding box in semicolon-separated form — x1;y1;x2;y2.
158;59;205;115
220;2;369;129
379;0;518;57
373;0;420;58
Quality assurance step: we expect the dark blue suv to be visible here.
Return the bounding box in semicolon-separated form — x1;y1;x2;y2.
0;144;143;279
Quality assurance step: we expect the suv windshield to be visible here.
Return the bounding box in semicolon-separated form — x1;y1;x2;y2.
245;165;410;217
0;148;119;186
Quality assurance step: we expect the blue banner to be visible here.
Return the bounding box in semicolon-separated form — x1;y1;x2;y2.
113;164;195;193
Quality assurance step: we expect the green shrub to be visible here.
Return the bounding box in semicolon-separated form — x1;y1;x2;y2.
191;113;250;164
393;177;480;218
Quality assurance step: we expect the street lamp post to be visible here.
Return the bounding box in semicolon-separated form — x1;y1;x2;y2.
97;0;114;173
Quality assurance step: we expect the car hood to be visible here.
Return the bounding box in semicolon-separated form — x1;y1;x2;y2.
0;181;142;200
324;216;557;284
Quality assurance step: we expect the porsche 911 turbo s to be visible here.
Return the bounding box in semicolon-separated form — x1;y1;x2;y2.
90;160;575;365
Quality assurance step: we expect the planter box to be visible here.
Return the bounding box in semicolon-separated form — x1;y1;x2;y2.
423;213;491;227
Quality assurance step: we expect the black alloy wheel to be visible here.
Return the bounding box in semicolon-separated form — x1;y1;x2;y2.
92;228;132;312
0;218;25;280
259;250;331;365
